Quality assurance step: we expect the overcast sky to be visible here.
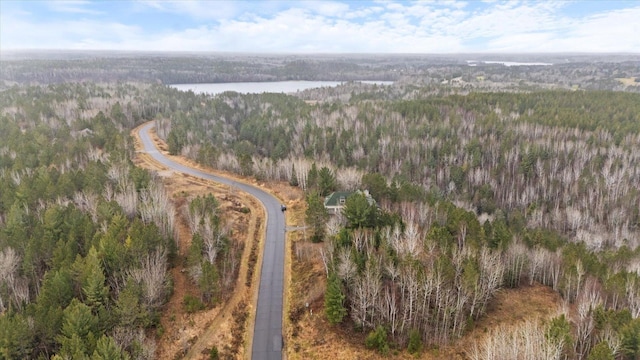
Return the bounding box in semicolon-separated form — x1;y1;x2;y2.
1;0;639;53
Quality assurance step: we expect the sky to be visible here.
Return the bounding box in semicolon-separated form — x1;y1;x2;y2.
1;0;639;53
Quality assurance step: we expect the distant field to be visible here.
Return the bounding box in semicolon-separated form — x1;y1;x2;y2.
616;77;638;86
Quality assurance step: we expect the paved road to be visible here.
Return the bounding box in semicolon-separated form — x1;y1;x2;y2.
138;122;285;360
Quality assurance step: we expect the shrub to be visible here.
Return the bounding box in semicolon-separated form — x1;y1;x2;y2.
407;328;422;355
209;346;219;360
183;294;205;313
587;341;614;360
365;325;389;355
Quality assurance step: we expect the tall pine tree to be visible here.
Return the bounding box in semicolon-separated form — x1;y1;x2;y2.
324;272;346;325
307;163;318;192
305;192;328;243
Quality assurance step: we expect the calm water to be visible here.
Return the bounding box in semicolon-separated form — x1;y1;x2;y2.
170;80;393;95
467;60;553;67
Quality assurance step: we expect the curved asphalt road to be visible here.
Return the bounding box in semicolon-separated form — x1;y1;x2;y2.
138;122;284;360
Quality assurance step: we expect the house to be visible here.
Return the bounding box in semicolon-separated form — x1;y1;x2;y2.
324;190;375;215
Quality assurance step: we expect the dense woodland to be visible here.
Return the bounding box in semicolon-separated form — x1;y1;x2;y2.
160;88;640;250
154;80;640;358
1;55;640;359
0;83;237;359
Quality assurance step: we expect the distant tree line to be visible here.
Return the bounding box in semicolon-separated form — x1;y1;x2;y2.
2;54;638;92
0;56;399;86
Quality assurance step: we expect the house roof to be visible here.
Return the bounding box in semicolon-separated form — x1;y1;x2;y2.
324;191;353;207
324;190;376;207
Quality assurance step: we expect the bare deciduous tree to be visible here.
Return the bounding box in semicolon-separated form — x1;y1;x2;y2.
138;179;176;240
128;248;168;312
468;319;563;360
0;247;30;310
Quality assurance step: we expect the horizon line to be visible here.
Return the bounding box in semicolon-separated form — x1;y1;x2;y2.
2;49;640;56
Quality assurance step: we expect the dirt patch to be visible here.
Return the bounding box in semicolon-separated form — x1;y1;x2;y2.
616;77;639;86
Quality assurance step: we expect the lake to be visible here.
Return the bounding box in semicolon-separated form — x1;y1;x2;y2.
467;60;553;67
170;80;393;95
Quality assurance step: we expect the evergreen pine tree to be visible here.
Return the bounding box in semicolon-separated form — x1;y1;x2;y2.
307;163;318;192
82;247;109;310
91;335;130;360
289;164;299;187
318;166;337;197
324;272;346;325
305;192;328;243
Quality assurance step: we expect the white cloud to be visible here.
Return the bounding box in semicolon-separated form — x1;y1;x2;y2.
451;2;565;40
300;1;350;17
0;10;142;50
165;0;241;20
486;32;557;52
47;0;103;15
551;7;640;52
136;0;278;21
1;0;639;52
342;6;385;20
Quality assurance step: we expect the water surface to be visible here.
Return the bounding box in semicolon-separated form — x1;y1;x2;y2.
170;80;393;95
467;60;553;67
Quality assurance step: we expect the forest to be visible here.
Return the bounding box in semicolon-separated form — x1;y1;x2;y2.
155;82;640;358
0;83;239;359
0;54;639;359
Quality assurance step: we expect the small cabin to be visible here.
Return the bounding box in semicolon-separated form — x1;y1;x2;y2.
324;190;375;215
